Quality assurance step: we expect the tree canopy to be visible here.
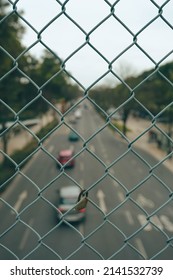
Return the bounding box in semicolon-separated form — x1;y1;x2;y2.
90;62;173;135
0;0;81;157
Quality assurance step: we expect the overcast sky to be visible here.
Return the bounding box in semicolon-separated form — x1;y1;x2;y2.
14;0;173;87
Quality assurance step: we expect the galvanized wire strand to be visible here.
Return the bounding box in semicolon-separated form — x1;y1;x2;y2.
0;218;19;240
67;242;104;260
148;196;173;219
109;237;147;260
152;173;173;194
151;244;171;260
150;0;171;10
1;0;173;260
0;169;19;191
0;243;19;260
23;242;62;260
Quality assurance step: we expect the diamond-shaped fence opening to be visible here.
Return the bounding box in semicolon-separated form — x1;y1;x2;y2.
0;0;173;260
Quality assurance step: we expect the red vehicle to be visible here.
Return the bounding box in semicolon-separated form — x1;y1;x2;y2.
57;149;75;168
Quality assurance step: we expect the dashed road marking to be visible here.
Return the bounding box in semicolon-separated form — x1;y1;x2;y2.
79;179;84;188
151;215;163;230
124;210;135;225
117;191;125;202
137;214;173;232
89;145;95;153
160;215;173;232
97;189;107;214
137;214;152;231
136;194;155;209
19;218;34;250
135;238;148;259
11;191;28;214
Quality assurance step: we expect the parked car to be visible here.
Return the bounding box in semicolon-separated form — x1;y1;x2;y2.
74;109;82;119
68;131;79;141
57;149;75;168
57;186;86;222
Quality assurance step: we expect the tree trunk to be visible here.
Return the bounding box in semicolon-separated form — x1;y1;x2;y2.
122;109;130;136
1;123;8;164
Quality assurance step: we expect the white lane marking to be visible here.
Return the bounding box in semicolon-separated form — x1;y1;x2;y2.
19;218;34;250
124;210;134;225
96;189;107;214
138;214;164;231
135;238;148;259
0;152;40;210
136;194;155;208
160;215;173;232
11;190;28;214
89;145;95;153
79;180;84;188
137;214;152;231
117;191;125;202
151;215;164;230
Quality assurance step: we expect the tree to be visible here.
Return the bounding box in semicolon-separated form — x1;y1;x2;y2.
0;0;26;161
27;50;81;112
90;61;173;137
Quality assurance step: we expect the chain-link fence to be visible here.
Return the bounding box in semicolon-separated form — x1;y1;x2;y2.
0;0;173;260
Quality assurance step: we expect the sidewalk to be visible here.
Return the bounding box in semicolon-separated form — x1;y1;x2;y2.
0;111;55;163
125;116;173;173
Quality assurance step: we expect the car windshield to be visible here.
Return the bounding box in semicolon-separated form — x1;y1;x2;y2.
60;197;76;205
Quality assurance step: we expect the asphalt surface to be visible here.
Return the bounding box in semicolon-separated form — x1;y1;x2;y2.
0;103;173;260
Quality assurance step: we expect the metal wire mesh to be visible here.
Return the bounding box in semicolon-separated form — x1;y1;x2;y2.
0;0;173;260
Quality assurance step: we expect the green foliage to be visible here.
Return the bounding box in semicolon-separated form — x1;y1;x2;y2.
0;2;80;122
90;62;173;135
90;62;173;119
0;0;27;120
0;2;81;159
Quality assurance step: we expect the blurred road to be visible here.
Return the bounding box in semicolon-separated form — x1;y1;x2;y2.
0;103;173;259
126;116;173;173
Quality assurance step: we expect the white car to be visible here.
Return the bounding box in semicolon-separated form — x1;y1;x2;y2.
74;109;82;119
57;186;86;222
